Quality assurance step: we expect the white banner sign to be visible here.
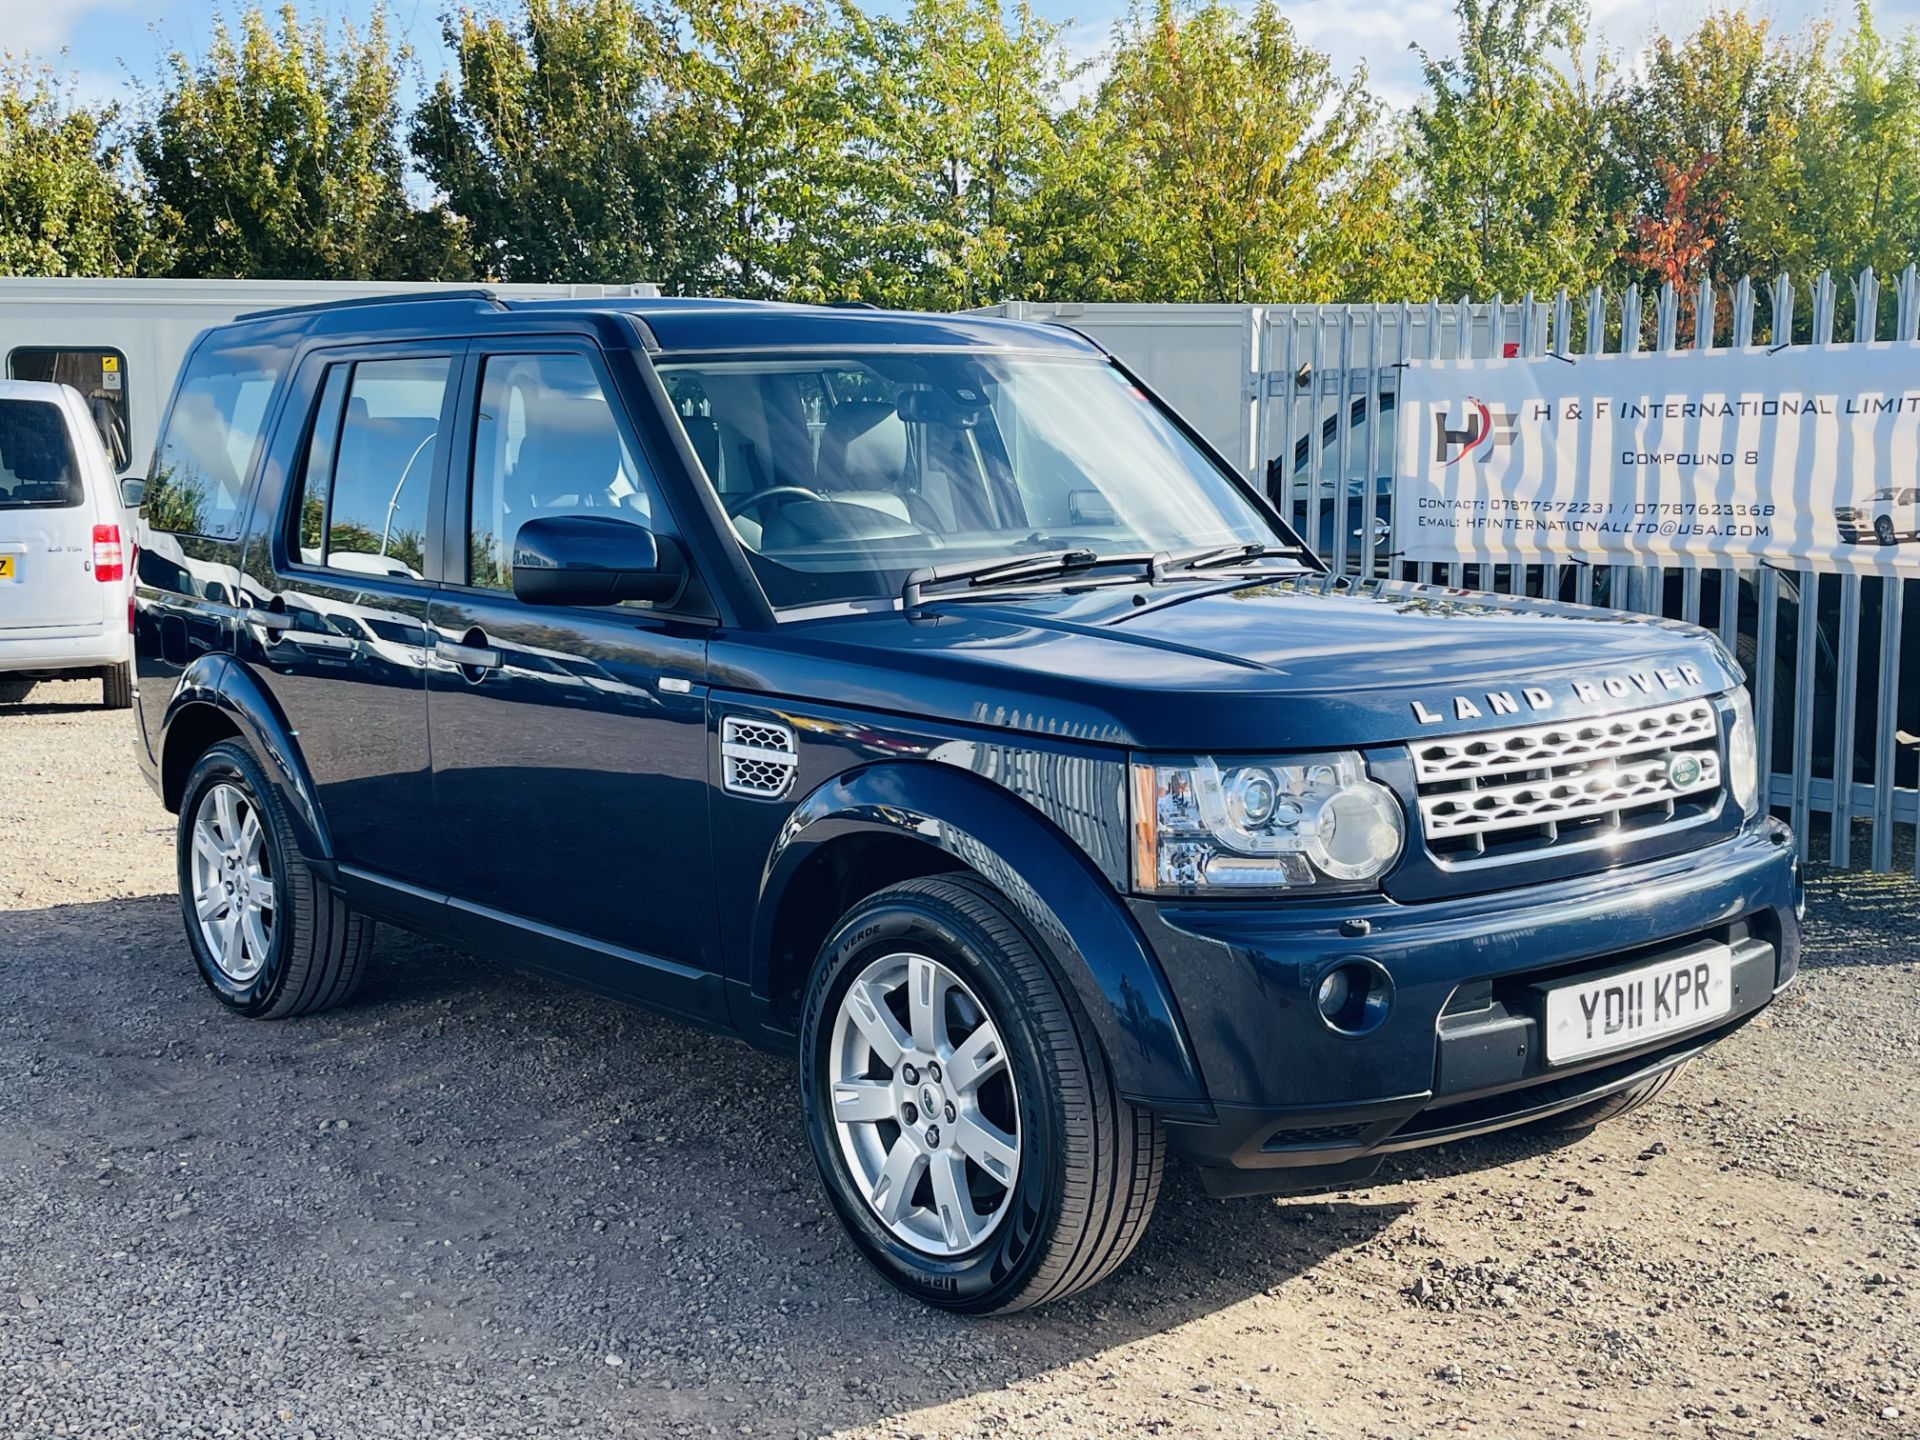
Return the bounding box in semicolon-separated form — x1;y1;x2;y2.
1394;342;1920;574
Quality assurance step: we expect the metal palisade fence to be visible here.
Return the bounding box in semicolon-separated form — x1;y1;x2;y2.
1259;271;1920;877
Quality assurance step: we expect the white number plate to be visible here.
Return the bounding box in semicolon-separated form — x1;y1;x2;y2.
1543;944;1733;1065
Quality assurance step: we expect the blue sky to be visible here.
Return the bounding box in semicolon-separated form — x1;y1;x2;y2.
7;0;1913;115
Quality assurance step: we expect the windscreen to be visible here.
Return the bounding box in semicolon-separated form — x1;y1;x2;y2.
657;351;1280;610
0;399;82;510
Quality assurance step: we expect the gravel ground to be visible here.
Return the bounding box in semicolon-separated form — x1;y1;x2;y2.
1;676;1916;1440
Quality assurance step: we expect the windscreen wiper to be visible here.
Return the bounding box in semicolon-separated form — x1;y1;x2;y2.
904;549;1155;607
1148;541;1312;580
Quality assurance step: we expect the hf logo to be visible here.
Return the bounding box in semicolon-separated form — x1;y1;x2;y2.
1432;396;1517;466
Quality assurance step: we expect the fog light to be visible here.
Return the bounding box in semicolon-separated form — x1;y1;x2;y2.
1314;958;1393;1035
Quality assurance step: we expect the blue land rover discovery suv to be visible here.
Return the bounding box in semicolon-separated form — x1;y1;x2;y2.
130;292;1802;1313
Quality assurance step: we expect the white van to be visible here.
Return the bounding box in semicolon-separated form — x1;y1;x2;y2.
0;379;137;707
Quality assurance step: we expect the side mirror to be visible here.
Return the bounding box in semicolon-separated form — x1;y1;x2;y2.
510;513;686;608
119;477;145;509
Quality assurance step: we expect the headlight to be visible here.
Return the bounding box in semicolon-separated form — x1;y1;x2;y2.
1727;688;1760;816
1129;752;1404;894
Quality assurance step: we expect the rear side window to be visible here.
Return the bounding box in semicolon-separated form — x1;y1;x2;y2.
292;356;453;581
146;351;280;539
0;399;81;509
7;347;129;471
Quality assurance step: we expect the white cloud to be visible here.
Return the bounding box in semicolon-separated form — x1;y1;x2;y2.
1283;0;1453;108
0;0;144;60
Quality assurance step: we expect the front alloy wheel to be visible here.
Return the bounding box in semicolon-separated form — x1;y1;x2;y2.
800;875;1164;1314
827;951;1021;1255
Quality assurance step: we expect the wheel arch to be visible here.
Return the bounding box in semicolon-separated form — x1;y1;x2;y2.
753;762;1208;1107
159;654;332;863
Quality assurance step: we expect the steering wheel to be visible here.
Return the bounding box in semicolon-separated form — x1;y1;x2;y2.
727;485;825;521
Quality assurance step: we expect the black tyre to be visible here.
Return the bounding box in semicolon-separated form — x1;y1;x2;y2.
101;662;133;710
1876;514;1898;545
176;739;372;1018
799;875;1163;1314
1541;1061;1689;1133
0;679;34;704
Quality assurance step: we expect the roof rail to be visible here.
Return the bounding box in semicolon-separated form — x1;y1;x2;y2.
236;287;506;321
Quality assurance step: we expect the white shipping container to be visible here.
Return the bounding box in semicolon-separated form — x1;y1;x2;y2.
0;278;659;481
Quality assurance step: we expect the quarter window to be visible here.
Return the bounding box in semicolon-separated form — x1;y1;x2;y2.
292;356;452;581
7;347;130;471
466;352;667;595
146;351;280;539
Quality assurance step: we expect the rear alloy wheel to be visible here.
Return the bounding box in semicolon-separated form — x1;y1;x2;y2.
177;740;372;1018
800;875;1163;1314
189;782;277;986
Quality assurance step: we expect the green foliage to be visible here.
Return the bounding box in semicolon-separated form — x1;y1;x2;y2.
410;0;709;287
6;0;1920;305
135;4;457;279
672;0;846;297
1794;3;1920;285
818;0;1079;308
1049;0;1424;304
1410;0;1624;299
1618;10;1818;288
0;62;148;275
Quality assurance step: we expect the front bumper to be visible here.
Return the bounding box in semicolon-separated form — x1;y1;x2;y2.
1132;819;1801;1195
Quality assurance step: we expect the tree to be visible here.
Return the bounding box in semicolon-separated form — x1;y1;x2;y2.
135;4;456;280
672;0;846;297
1059;0;1422;304
411;0;710;287
817;0;1077;308
1411;0;1624;299
1792;3;1920;290
0;62;147;276
1620;11;1820;288
1622;154;1722;334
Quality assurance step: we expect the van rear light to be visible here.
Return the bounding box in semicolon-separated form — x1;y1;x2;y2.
92;524;124;582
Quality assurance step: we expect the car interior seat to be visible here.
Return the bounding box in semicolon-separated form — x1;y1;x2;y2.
813;400;944;532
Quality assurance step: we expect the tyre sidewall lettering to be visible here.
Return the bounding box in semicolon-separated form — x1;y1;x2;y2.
178;745;291;1016
801;898;1064;1311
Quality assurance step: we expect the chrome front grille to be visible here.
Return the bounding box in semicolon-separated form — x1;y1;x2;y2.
1413;699;1722;861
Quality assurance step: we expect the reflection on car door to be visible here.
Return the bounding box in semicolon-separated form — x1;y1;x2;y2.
423;342;721;1021
251;344;463;885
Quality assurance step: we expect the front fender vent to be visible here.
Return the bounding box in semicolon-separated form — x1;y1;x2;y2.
721;716;798;799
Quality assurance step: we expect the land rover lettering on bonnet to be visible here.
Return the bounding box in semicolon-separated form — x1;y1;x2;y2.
1409;664;1704;724
130;292;1803;1314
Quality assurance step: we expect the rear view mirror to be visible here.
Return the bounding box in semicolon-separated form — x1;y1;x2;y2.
1067;489;1115;525
511;513;686;607
896;387;985;428
119;477;145;509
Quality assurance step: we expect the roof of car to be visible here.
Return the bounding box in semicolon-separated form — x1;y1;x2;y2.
224;290;1103;358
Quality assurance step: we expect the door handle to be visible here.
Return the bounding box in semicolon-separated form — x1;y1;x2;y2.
435;633;502;672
